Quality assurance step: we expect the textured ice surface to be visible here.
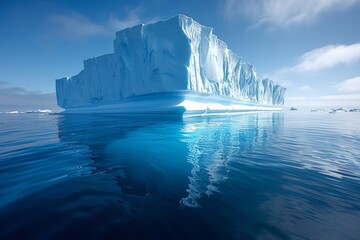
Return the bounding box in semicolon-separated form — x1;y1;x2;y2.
56;15;286;110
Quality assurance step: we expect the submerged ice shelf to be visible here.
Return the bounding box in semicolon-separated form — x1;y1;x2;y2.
56;14;286;114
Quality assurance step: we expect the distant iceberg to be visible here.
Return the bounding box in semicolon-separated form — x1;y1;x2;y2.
329;107;348;114
56;15;286;114
4;109;52;114
5;111;21;114
25;109;52;114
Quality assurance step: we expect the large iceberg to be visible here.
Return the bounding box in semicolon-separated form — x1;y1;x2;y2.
56;15;286;114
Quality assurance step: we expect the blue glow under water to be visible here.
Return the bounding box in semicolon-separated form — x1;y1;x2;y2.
0;112;359;239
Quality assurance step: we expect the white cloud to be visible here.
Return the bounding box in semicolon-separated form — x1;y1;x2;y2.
268;43;360;92
318;93;360;100
299;85;312;91
108;6;143;30
285;94;360;107
50;12;107;37
287;96;307;101
271;43;360;80
108;15;140;31
285;94;360;108
292;44;360;72
334;76;360;92
50;6;146;38
224;0;359;28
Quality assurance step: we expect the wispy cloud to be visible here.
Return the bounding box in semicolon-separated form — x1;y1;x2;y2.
286;94;360;102
291;44;360;72
318;93;360;100
287;96;307;101
224;0;359;29
50;5;147;38
0;86;40;95
0;83;59;111
271;43;360;83
108;5;143;30
334;76;360;92
299;85;312;91
285;94;360;107
50;12;107;37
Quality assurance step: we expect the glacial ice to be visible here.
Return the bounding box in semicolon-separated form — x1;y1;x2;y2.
56;14;286;113
4;109;52;114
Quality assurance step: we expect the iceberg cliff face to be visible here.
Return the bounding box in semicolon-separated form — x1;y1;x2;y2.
56;15;285;110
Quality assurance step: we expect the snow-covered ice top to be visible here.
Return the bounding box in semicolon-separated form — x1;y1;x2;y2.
56;14;286;109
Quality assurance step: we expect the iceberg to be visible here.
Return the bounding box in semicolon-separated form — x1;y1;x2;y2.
4;109;52;114
25;109;52;114
56;14;286;114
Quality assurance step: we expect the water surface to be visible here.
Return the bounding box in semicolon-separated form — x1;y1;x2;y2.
0;112;359;239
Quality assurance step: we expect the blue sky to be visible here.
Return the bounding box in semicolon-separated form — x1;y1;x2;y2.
1;0;360;110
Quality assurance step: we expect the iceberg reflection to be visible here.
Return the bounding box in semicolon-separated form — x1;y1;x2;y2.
181;113;283;207
57;112;284;209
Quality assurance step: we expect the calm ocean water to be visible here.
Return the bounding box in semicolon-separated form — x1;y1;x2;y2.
0;111;359;239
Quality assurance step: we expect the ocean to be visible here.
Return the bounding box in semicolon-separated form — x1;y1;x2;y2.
0;111;359;239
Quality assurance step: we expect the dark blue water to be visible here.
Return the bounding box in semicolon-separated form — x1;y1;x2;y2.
0;112;359;239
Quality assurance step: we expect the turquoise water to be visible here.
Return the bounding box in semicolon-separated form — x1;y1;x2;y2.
0;112;359;239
